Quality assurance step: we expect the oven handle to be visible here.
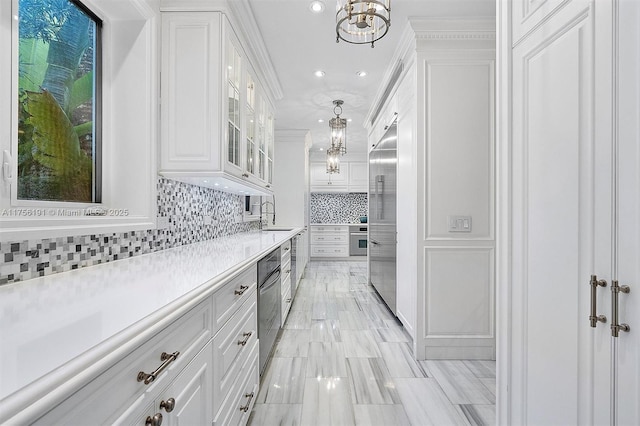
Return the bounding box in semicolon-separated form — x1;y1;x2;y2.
350;232;368;236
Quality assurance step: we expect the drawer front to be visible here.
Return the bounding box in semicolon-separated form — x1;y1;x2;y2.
35;298;213;425
213;342;259;426
281;284;292;326
281;257;292;278
311;234;348;244
311;246;349;257
213;264;257;333
311;225;348;233
212;294;257;418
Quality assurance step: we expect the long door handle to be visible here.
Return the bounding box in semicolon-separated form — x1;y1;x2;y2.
611;280;631;337
589;275;607;327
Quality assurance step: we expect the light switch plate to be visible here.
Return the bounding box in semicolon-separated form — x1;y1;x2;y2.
448;215;472;232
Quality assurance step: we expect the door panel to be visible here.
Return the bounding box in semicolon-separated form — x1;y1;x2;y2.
510;2;611;423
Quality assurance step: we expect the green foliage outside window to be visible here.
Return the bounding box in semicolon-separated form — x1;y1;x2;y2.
17;0;100;203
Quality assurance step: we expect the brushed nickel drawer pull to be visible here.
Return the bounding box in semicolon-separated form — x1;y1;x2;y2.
239;392;255;412
137;351;180;385
237;331;252;346
235;285;249;296
145;413;162;426
160;397;176;413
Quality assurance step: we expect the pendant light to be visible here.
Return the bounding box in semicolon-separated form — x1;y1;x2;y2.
335;0;391;48
329;100;347;155
326;145;341;174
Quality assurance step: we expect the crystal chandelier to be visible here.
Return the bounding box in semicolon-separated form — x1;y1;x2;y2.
329;100;347;155
326;145;341;174
335;0;391;48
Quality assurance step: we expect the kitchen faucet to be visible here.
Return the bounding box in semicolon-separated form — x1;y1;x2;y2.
260;197;276;226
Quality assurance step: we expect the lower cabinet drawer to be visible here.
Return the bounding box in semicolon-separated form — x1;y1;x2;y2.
213;264;257;333
311;234;348;244
34;298;213;425
213;341;259;426
311;246;349;257
212;292;257;418
281;284;292;327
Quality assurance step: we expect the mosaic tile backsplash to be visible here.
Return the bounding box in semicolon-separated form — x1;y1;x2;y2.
310;192;368;224
0;178;258;285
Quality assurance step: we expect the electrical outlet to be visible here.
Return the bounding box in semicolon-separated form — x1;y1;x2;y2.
157;216;169;229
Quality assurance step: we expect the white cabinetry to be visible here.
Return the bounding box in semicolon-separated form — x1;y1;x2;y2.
160;11;275;196
273;130;310;228
280;240;292;325
310;162;348;192
310;162;368;193
347;162;368;192
32;264;258;426
366;18;496;360
310;225;349;258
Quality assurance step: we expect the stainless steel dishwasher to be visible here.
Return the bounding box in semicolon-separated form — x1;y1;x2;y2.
257;248;281;375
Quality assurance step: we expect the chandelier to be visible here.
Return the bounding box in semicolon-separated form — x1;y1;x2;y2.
326;145;341;174
335;0;391;48
329;100;347;155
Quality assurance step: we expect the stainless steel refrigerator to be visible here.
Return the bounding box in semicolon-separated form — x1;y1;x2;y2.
368;122;397;315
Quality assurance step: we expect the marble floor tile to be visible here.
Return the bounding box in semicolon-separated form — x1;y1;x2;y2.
371;325;410;343
423;360;495;405
459;404;496;426
346;357;401;404
311;301;339;320
338;311;368;330
479;378;496;398
283;309;312;329
463;360;496;378
379;342;428;378
300;377;355;426
353;404;411;426
257;357;307;404
248;403;302;426
273;329;311;357
335;295;361;312
310;319;342;342
307;342;348;378
341;330;382;358
395;378;470;426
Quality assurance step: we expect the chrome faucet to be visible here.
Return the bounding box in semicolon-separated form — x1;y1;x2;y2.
260;198;276;226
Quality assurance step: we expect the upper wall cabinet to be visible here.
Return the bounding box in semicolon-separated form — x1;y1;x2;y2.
309;161;368;193
160;11;276;195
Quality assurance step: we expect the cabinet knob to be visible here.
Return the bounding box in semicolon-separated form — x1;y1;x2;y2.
160;398;176;413
145;413;163;426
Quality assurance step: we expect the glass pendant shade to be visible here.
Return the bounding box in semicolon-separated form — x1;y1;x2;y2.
336;0;391;48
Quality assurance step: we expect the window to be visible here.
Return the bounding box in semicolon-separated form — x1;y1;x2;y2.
17;0;101;203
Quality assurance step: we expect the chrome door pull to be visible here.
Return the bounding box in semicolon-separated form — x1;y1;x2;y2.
239;392;255;412
235;285;249;296
611;280;631;337
137;351;180;385
238;331;252;346
145;413;162;426
589;275;608;327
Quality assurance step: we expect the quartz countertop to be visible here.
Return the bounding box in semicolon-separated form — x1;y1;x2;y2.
0;229;300;408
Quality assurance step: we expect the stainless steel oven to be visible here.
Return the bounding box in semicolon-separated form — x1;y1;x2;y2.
349;225;368;256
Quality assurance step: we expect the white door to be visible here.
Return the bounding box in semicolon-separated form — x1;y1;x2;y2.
499;0;639;424
614;1;639;424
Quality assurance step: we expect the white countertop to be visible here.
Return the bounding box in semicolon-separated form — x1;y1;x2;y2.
0;229;299;408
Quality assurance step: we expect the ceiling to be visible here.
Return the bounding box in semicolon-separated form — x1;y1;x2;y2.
247;0;495;156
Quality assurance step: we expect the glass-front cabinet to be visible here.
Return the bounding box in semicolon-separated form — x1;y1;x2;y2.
159;11;275;195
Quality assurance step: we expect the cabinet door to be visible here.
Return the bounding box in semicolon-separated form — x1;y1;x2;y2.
156;342;214;426
161;13;222;171
225;34;243;177
245;72;257;178
348;162;368;192
310;162;347;192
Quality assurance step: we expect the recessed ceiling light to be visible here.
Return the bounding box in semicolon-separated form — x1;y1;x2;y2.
347;118;353;122
356;70;367;77
309;1;325;13
314;70;325;77
319;147;324;151
318;119;325;123
214;183;219;186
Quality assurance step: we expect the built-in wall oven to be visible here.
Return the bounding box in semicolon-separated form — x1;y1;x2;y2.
257;248;281;375
349;225;368;256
